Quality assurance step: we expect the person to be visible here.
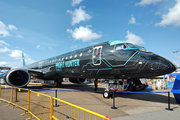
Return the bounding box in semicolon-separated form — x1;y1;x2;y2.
94;79;98;91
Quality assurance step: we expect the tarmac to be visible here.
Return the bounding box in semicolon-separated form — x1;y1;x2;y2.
0;101;33;120
0;82;180;120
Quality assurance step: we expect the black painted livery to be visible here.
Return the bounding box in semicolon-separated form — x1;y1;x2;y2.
2;40;176;87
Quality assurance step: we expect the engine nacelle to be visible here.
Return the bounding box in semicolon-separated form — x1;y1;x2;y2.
3;68;30;88
69;78;85;84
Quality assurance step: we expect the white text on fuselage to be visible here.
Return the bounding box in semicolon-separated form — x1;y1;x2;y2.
56;59;80;71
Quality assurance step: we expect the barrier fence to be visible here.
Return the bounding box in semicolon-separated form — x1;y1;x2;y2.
0;85;110;120
0;85;172;120
26;89;171;111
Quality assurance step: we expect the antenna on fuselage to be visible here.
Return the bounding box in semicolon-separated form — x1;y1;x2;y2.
22;52;26;66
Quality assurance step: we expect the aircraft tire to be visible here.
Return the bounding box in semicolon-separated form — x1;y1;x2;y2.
132;84;136;91
54;79;62;87
142;84;145;90
128;85;133;91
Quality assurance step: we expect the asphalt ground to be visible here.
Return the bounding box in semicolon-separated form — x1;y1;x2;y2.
0;82;180;120
0;101;34;120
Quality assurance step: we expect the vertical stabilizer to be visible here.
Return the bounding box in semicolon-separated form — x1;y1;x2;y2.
22;53;26;66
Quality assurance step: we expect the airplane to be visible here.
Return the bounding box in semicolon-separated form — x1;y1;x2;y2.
0;40;177;89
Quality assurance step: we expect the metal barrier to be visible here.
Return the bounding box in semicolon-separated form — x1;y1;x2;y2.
26;89;172;110
0;85;110;120
52;97;108;120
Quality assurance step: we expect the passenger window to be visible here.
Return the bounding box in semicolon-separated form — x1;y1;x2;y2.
115;44;126;50
79;53;82;57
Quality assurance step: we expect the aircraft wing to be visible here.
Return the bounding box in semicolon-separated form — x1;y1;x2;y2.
0;65;50;78
0;66;11;70
26;68;44;77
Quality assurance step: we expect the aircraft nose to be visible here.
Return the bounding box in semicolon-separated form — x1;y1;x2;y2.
148;54;177;75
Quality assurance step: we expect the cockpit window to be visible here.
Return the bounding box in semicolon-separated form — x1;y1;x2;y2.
126;43;140;48
115;44;126;50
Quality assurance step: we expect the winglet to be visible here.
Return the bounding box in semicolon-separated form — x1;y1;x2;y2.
22;52;26;66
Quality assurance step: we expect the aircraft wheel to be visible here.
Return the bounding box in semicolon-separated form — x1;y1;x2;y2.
54;79;62;87
142;84;145;90
132;84;136;91
58;81;62;86
103;91;112;98
128;85;133;91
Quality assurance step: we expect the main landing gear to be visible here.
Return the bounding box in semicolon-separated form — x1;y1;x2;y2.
103;79;134;98
54;78;63;87
103;79;148;98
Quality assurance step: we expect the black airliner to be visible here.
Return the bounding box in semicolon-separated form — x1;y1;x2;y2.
1;40;177;88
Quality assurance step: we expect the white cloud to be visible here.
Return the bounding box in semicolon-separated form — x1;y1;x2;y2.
0;61;8;66
25;57;35;65
36;45;40;49
155;0;180;27
135;0;165;6
48;47;53;50
0;21;17;37
16;34;23;38
9;49;35;64
72;0;83;6
0;47;10;53
8;25;17;31
128;14;136;24
9;50;23;59
0;40;34;67
173;60;180;67
67;25;102;42
0;21;10;37
155;11;161;15
36;45;53;50
0;40;10;46
125;31;144;45
67;6;92;25
70;46;77;49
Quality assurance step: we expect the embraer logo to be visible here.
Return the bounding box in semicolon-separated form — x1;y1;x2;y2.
56;59;80;71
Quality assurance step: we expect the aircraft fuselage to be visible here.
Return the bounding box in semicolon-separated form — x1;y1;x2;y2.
23;40;176;80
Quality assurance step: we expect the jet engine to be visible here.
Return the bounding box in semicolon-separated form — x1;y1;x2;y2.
3;68;30;88
69;78;85;84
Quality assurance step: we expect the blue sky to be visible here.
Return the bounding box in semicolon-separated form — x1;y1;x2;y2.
0;0;180;68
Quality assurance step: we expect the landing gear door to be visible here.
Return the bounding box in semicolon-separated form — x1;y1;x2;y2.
92;46;103;65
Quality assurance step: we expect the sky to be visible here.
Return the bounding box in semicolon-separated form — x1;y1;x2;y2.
0;0;180;68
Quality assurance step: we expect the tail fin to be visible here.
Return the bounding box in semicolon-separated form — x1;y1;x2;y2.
22;53;26;66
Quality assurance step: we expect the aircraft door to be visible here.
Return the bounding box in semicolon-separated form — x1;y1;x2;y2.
92;46;103;65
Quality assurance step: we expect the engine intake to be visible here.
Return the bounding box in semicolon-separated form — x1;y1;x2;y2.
4;68;30;88
69;78;85;84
